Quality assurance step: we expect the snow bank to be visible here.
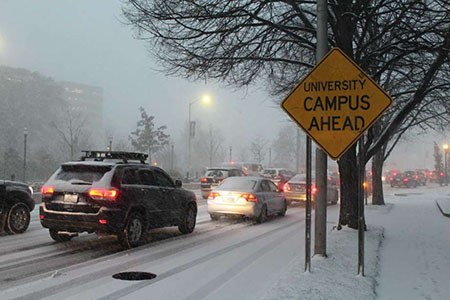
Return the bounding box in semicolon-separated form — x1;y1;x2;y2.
263;206;387;300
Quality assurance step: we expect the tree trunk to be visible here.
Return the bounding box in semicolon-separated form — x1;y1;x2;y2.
371;147;385;205
338;144;359;229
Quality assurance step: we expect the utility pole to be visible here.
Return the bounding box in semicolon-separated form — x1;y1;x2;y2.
229;146;232;162
269;148;272;168
314;0;328;257
171;144;174;170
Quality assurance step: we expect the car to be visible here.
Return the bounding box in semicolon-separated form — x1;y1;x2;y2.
390;171;419;188
0;180;35;234
39;151;198;248
207;176;287;223
262;168;295;189
220;161;264;176
200;167;246;199
414;170;427;186
283;174;339;205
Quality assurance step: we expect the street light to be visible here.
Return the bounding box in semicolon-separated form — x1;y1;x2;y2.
444;143;449;185
188;94;211;180
23;127;28;183
107;135;113;151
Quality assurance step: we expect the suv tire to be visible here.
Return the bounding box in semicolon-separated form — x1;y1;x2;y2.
118;212;144;248
178;204;197;234
49;229;74;242
5;203;30;234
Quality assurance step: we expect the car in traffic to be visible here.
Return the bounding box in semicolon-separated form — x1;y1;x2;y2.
200;167;246;199
283;174;339;205
262;168;295;189
220;161;264;176
389;171;419;188
39;151;198;248
0;180;35;234
207;176;287;223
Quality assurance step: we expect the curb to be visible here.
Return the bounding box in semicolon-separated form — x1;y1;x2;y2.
435;200;450;218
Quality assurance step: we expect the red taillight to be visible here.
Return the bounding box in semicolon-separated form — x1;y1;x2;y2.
389;177;394;181
393;172;397;176
88;188;119;201
201;177;207;182
241;193;258;202
208;192;220;199
403;178;409;182
283;184;291;192
98;219;107;224
415;175;418;179
41;185;54;196
441;172;445;176
40;214;44;220
312;185;317;194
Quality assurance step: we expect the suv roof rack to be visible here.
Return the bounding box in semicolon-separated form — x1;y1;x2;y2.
80;150;148;164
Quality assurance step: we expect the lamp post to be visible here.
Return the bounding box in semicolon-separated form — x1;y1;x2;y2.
107;136;113;151
188;95;211;180
23;127;28;183
444;144;448;185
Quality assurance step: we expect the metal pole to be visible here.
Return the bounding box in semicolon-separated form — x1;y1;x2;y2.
229;146;232;161
305;136;312;272
314;0;328;257
171;144;174;170
269;148;272;168
444;149;448;185
23;128;28;183
188;102;192;180
358;135;365;276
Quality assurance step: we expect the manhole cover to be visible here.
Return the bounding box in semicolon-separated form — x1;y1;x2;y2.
112;272;157;281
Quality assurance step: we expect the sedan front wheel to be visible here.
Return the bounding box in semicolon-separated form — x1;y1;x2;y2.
5;203;30;234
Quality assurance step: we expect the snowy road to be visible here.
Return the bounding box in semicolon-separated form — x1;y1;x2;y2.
0;189;339;300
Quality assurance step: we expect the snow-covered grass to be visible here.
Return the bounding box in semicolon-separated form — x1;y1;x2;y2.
263;206;387;300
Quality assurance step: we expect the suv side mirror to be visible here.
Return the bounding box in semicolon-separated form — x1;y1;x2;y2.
175;180;182;188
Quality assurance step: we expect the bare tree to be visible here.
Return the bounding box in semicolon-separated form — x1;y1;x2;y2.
123;0;450;229
51;107;91;161
250;136;268;164
129;107;170;163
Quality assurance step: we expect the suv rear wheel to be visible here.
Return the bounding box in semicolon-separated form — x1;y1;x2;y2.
5;203;30;234
118;212;144;248
178;204;197;234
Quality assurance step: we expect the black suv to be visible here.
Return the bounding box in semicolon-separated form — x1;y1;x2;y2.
40;151;197;248
0;180;35;234
200;167;246;199
390;171;419;188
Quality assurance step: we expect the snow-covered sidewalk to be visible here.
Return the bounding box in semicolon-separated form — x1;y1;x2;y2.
264;185;450;300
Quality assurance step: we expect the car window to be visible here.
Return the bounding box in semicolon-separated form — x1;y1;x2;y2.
218;177;257;190
205;169;228;178
260;180;271;192
55;165;112;184
121;168;140;185
138;169;157;186
154;170;175;187
268;181;278;192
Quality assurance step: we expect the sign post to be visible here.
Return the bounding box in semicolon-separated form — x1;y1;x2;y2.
281;47;393;274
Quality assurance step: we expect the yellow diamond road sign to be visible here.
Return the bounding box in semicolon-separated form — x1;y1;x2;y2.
281;47;393;160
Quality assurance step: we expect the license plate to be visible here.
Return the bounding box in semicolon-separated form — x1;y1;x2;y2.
64;194;78;203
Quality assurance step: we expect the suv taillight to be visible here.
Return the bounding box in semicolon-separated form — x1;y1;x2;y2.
88;188;119;201
41;185;54;197
201;177;208;182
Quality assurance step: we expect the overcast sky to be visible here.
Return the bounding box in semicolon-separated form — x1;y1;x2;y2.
0;0;445;171
0;0;290;157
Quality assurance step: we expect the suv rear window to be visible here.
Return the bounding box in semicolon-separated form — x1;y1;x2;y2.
55;165;112;184
205;170;229;178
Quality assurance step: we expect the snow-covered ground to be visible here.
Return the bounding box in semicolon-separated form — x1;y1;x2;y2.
265;184;450;300
1;184;449;299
